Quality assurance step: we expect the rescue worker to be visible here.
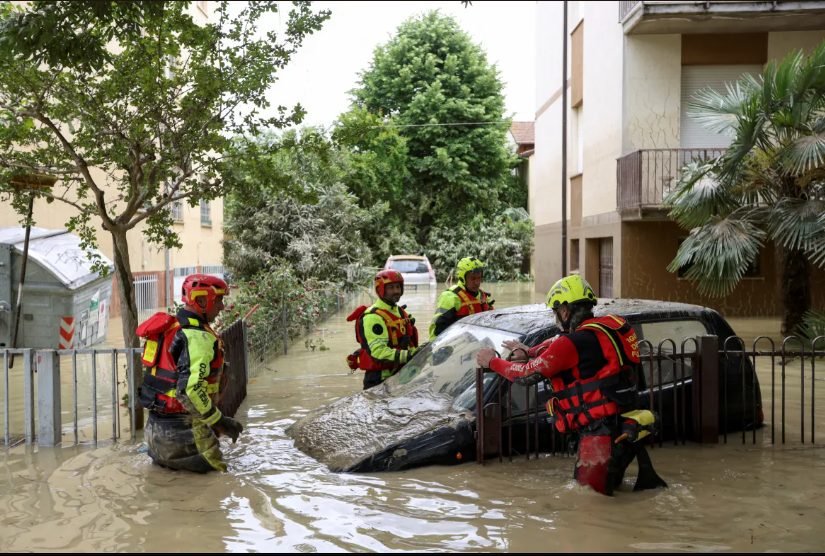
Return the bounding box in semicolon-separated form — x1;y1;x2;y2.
346;270;419;390
429;257;494;341
138;273;243;473
475;274;667;496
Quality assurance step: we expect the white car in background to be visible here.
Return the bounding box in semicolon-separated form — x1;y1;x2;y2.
384;255;437;288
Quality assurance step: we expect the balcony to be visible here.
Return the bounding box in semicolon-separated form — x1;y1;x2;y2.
620;1;825;35
616;148;725;220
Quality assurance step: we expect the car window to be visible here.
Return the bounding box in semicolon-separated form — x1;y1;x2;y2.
637;319;707;386
388;260;429;273
386;323;520;411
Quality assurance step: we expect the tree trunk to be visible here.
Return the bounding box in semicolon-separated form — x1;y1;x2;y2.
111;226;144;429
780;247;810;336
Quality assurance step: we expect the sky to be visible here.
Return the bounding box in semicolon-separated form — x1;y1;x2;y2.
251;1;536;130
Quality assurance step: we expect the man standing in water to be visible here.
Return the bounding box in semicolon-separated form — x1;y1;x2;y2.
476;274;666;496
346;270;419;390
138;274;243;473
429;257;494;340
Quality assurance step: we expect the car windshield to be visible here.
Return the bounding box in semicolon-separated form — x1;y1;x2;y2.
384;323;520;411
388;259;429;273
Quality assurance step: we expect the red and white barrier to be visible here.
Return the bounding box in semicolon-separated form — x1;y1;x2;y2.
59;317;75;349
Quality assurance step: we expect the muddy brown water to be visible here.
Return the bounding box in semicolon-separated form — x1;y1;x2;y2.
1;283;823;552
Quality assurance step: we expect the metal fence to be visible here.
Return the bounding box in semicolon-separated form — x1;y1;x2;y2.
134;274;159;315
474;334;825;464
1;320;248;447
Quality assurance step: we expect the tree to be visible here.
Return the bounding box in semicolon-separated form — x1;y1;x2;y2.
667;45;825;334
339;11;518;245
0;1;330;353
223;128;373;286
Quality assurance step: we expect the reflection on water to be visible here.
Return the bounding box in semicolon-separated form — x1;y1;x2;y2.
1;283;824;552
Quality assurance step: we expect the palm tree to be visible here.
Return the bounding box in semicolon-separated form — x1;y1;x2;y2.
666;44;825;335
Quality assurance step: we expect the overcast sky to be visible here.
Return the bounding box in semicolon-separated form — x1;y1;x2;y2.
252;1;536;130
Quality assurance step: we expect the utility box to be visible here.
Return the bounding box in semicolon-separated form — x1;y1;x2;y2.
0;227;114;349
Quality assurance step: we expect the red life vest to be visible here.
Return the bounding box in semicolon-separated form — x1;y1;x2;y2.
453;286;492;317
137;312;224;414
345;304;418;372
547;315;640;433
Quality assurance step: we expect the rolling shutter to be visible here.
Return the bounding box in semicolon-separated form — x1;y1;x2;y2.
680;65;762;149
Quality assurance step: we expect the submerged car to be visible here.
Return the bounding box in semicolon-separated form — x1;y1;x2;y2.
384;255;437;288
288;299;764;472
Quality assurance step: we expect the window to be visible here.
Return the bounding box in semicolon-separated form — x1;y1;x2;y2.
599;238;613;298
570;239;580;272
680;65;762;149
200;199;211;227
171;201;183;223
637;319;708;387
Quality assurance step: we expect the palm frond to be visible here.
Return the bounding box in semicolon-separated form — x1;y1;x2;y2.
667;216;765;297
794;310;825;342
666;159;739;229
780;131;825;175
766;198;825;258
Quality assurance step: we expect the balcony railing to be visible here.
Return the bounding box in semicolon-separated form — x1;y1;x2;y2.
619;1;640;22
617;148;725;218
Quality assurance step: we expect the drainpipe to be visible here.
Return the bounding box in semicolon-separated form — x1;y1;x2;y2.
561;0;568;276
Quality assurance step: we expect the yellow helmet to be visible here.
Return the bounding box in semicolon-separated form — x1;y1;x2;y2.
456;257;484;285
545;274;597;310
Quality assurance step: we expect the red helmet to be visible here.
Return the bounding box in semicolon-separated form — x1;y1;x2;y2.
181;274;229;316
374;269;403;299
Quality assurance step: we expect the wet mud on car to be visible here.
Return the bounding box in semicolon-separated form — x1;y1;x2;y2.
288;299;764;472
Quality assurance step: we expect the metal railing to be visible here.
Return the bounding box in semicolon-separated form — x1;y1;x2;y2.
134;274;159;313
475;333;825;464
1;320;248;447
616;148;726;215
619;0;640;21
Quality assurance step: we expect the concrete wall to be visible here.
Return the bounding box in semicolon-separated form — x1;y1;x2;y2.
580;2;624;219
621;221;825;317
768;30;825;58
622;34;681;153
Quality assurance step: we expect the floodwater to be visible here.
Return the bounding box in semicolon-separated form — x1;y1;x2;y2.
1;283;824;552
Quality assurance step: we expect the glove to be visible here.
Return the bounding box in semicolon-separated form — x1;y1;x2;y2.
212;415;244;443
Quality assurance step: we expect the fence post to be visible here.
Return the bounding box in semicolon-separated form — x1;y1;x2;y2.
475;367;484;464
693;335;719;443
281;304;288;355
36;350;61;446
23;349;34;444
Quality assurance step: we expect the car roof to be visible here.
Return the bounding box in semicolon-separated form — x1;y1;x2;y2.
387;255;427;260
461;298;719;337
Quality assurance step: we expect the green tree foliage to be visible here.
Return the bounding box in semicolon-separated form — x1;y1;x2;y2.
666;45;825;334
337;11;521;247
0;1;329;351
427;208;533;282
215;263;339;361
223;128;374;287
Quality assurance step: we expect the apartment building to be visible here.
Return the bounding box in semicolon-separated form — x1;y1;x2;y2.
531;0;825;315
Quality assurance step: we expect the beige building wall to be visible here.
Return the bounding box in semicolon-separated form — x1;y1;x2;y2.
622;35;681;153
